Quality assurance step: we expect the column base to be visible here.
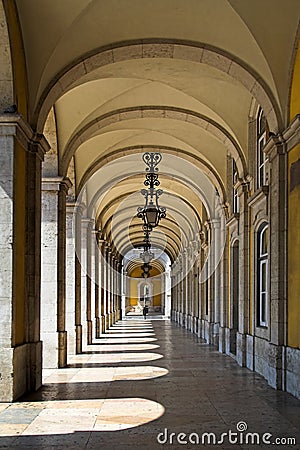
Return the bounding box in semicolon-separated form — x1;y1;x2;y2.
0;341;43;402
101;315;106;333
28;340;43;393
87;320;93;345
204;321;215;344
197;318;202;338
95;317;100;338
268;343;284;390
236;332;246;367
285;346;300;399
58;331;67;368
76;324;82;354
193;316;198;334
218;326;226;353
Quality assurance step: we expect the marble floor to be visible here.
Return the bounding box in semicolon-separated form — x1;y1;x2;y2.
0;319;299;449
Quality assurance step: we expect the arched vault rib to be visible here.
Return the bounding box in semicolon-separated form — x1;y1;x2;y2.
111;223;182;256
95;191;203;240
61;106;248;177
126;259;165;276
123;236;178;263
88;171;212;223
79;145;227;204
35;40;282;134
104;208;189;244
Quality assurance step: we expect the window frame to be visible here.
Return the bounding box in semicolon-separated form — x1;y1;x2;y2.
257;223;269;327
232;159;239;214
256;108;268;188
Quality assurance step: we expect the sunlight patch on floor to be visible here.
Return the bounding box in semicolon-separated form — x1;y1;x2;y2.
0;398;165;435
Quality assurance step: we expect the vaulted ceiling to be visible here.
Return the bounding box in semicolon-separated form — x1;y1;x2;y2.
14;0;300;265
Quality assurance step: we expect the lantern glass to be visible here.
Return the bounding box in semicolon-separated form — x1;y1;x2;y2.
145;206;159;227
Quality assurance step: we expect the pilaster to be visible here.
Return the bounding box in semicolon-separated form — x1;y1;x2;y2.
66;202;76;355
74;203;84;353
235;179;250;366
264;136;288;389
0;116;49;400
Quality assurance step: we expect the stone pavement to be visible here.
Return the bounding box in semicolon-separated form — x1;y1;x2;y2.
0;319;299;449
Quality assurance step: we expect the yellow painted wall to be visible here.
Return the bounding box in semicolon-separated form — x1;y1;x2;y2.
128;266;162;306
290;41;300;121
227;229;230;326
13;139;26;345
288;144;300;348
287;41;300;348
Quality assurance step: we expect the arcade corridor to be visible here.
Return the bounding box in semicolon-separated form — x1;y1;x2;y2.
0;319;299;449
1;3;300;438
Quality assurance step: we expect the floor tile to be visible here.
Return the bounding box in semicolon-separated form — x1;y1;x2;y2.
0;320;298;449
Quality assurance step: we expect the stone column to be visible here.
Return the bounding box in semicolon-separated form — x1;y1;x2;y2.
86;219;94;345
191;240;199;334
74;204;83;353
66;202;76;355
235;180;250;366
105;245;110;330
99;241;106;333
41;176;71;368
186;247;192;330
219;206;228;353
112;254;116;324
117;261;122;320
178;255;184;325
211;218;221;345
182;250;188;327
176;271;180;321
203;220;214;343
265;136;287;389
0;117;49;401
170;272;175;320
27;133;49;394
94;235;100;338
121;267;127;319
108;250;113;327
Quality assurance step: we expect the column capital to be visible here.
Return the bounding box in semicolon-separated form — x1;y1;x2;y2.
0;115;51;160
74;202;85;216
42;176;72;192
28;132;51;161
283;114;300;151
0;114;32;147
235;179;251;196
264;135;287;162
81;217;94;228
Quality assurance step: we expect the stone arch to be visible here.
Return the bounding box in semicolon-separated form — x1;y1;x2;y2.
34;40;282;134
77;145;227;204
0;1;14;112
61;106;248;178
2;0;28;118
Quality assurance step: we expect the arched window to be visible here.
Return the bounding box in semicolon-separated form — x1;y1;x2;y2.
257;224;269;326
257;108;268;188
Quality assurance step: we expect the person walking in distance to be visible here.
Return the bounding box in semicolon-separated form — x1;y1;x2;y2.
143;305;148;320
